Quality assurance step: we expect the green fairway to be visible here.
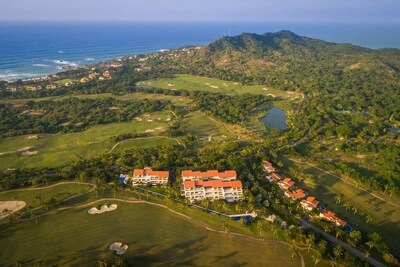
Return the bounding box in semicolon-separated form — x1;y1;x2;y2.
281;156;400;253
0;111;172;169
182;111;235;142
1;92;192;107
0;200;301;266
111;136;180;153
0;182;93;209
138;74;302;99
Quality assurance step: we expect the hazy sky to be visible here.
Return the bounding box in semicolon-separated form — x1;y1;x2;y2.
1;0;399;23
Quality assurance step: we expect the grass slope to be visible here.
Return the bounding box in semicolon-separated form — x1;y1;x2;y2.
0;111;172;169
282;156;400;253
0;201;299;266
138;74;302;99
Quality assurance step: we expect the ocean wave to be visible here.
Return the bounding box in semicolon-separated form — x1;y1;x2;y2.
52;60;78;66
33;64;50;67
58;50;65;54
85;57;95;61
0;72;38;80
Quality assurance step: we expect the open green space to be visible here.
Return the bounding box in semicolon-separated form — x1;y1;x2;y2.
0;202;300;266
0;111;172;169
281;156;400;253
138;74;302;99
182;111;235;142
0;183;92;209
1;92;192;107
111;137;180;153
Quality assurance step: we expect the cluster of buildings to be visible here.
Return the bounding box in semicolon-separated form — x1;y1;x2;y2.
263;160;347;227
122;168;243;203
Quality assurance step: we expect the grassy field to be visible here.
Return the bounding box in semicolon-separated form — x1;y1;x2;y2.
0;182;304;267
182;112;235;142
281;156;400;253
1;92;192;107
0;111;173;169
138;74;303;99
0;183;92;209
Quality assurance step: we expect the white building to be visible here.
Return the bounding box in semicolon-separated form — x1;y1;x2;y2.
181;170;237;181
182;180;243;203
130;167;169;185
181;170;243;202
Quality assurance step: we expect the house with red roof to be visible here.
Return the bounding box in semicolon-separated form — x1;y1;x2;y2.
181;169;243;202
182;179;243;203
130;167;169;185
278;178;295;190
284;189;306;200
300;197;320;211
320;210;347;227
263;160;276;173
181;170;237;181
266;173;284;182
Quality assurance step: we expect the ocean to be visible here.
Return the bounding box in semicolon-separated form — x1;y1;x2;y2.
1;21;399;81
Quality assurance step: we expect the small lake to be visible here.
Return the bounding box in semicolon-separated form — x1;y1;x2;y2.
261;107;287;130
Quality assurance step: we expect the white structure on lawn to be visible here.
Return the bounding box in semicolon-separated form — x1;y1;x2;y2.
128;167;169;185
181;170;243;202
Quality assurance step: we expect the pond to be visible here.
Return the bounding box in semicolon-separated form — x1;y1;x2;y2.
261;107;287;130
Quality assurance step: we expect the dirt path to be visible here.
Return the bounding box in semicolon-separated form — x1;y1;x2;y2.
0;181;94;194
284;155;399;207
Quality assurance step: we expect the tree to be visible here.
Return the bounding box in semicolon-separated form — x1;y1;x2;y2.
383;252;399;265
334;193;343;204
306;234;316;252
317;239;327;254
312;255;321;266
333;245;343;259
348;230;362;247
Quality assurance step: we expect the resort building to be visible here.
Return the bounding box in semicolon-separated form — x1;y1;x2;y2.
284;189;306;200
263;160;276;173
278;178;295;190
182;180;243;203
129;167;169;185
181;170;237;181
320;210;347;227
300;197;320;211
266;173;284;182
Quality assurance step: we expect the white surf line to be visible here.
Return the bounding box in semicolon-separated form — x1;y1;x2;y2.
285;156;399;207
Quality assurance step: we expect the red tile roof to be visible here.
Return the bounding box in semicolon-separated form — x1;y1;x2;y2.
133;168;169;179
181;170;237;179
285;189;306;200
183;180;242;189
270;173;283;181
305;196;319;207
320;210;347;227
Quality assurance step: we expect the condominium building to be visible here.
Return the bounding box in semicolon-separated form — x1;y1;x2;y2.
129;167;169;185
181;169;243;202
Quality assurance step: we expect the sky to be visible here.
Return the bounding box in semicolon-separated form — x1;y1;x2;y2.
0;0;399;23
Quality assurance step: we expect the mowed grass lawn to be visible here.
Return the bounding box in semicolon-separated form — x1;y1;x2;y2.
281;156;400;253
0;111;173;169
138;74;302;99
1;93;192;107
0;201;300;267
0;183;92;209
182;112;234;142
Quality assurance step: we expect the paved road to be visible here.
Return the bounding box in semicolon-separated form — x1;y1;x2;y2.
301;220;386;267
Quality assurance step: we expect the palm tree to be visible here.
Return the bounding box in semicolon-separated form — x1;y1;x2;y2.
334;194;343;204
333;245;343;259
312;255;321;266
343;202;351;211
318;240;327;254
366;214;373;224
306;234;316;252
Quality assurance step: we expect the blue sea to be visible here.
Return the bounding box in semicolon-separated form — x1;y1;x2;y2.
0;21;399;81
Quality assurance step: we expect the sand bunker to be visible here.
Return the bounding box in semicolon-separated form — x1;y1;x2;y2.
145;129;154;133
267;94;276;97
88;204;117;215
0;201;26;220
210;85;219;89
21;150;38;156
17;147;33;152
167;84;174;87
109;242;128;255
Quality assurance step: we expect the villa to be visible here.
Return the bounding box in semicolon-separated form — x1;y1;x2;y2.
266;173;284;182
320;210;347;227
182;180;243;202
278;178;295;190
181;170;237;181
129;167;169;185
300;196;320;211
284;189;306;200
263;160;276;173
181;169;243;202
